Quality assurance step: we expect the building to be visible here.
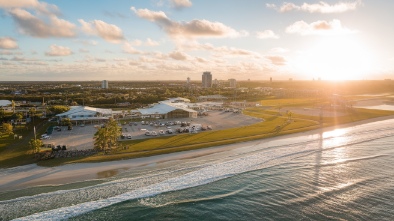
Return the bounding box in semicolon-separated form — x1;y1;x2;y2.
137;98;197;119
212;79;219;87
228;79;237;88
102;80;109;89
56;106;113;125
202;71;212;88
187;77;190;84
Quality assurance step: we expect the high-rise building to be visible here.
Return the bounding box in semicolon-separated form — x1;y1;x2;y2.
102;80;109;89
187;77;190;84
202;72;212;88
228;78;237;88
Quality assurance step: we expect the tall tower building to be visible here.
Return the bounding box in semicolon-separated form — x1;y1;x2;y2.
102;80;109;89
202;71;212;88
187;77;190;84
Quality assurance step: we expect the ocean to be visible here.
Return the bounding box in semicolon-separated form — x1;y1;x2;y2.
1;118;394;220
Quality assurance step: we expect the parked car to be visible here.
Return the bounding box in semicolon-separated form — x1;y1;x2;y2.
127;135;132;139
159;130;165;135
151;131;157;136
40;134;50;140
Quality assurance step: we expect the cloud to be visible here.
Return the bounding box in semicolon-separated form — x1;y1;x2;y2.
168;50;189;60
131;7;241;39
8;8;76;37
128;38;159;47
10;56;35;61
0;50;13;55
270;47;289;53
79;48;89;53
266;56;286;66
0;0;60;15
256;30;279;39
170;0;192;9
75;40;98;46
79;19;124;44
286;19;356;35
45;44;73;56
0;37;18;49
146;38;160;46
123;42;143;54
267;1;362;13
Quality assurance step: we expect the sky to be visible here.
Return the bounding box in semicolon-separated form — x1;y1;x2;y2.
0;0;393;81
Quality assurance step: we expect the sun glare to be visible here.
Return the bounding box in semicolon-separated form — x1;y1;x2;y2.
296;36;376;81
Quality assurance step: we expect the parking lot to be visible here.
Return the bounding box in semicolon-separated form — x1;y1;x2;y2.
45;110;261;150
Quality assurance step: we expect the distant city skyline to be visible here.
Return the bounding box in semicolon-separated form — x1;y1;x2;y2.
0;0;394;81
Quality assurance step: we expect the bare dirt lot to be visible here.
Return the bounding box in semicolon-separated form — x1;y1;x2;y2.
46;111;261;150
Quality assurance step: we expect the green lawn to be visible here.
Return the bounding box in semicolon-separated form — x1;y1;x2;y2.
0;119;56;168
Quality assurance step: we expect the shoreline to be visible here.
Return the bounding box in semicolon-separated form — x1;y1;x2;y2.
1;114;394;193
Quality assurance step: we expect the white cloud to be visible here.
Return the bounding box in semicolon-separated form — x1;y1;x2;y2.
266;56;286;66
0;0;60;15
131;7;241;39
270;47;289;53
126;38;159;47
256;30;279;39
45;44;73;56
123;42;143;54
0;37;18;49
79;19;124;44
8;8;76;38
75;40;98;46
170;0;192;9
286;19;356;35
267;1;362;13
168;50;189;60
146;38;160;46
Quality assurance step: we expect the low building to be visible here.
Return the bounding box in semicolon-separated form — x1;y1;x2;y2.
0;100;11;107
138;99;197;119
56;106;113;125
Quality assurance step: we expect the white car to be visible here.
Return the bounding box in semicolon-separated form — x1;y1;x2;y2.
159;130;165;135
151;131;157;136
40;135;50;140
145;131;151;136
127;135;132;139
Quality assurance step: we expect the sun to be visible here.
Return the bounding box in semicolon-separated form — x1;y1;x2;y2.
295;36;376;80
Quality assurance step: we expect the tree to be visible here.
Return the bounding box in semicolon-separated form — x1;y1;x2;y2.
48;105;70;115
61;118;71;126
1;123;13;135
29;107;37;117
14;112;23;124
29;138;43;154
94;118;121;153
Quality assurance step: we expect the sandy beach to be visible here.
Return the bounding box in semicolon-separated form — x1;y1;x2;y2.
1;112;394;193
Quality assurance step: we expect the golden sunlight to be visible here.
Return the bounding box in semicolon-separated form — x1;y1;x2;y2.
297;36;376;80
